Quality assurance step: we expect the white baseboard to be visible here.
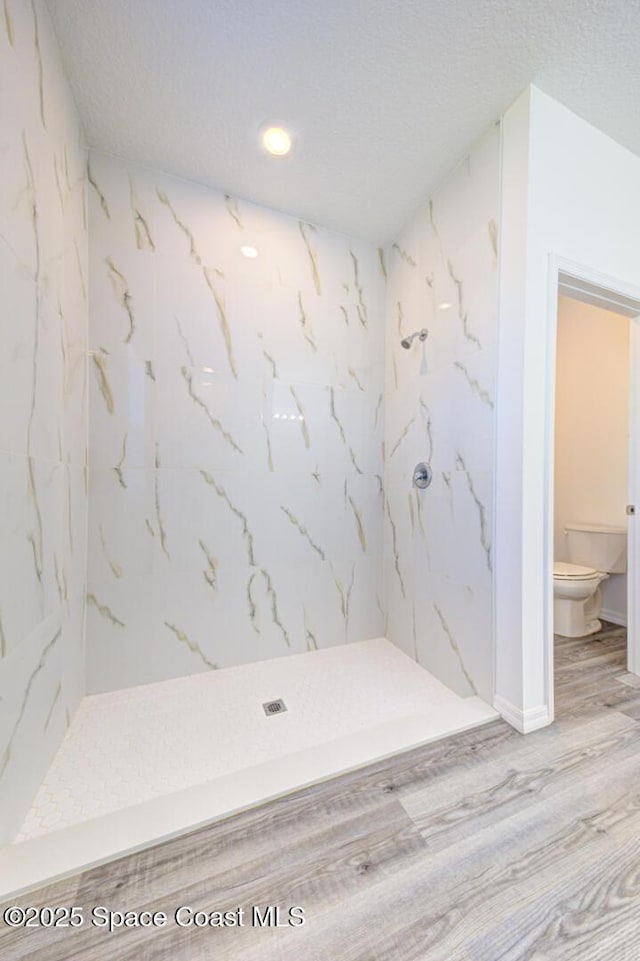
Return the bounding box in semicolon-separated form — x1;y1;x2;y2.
600;608;627;627
493;695;552;734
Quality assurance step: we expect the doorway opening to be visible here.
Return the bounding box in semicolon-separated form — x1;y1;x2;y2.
547;267;640;718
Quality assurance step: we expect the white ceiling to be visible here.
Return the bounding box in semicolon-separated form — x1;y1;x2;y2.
46;0;640;244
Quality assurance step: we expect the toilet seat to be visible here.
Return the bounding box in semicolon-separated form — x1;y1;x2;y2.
553;561;599;579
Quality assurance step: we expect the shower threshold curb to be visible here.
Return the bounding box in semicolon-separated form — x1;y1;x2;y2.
0;697;497;900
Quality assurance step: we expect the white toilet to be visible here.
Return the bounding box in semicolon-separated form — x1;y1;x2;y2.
553;523;627;637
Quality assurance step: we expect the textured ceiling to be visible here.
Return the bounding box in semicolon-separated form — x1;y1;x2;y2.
46;0;640;243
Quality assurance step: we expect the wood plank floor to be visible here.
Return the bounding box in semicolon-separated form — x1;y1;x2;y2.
3;624;640;960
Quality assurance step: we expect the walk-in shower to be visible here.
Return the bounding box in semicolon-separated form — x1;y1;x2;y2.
1;2;501;897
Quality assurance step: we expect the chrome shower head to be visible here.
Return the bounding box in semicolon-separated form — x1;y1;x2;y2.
400;328;429;349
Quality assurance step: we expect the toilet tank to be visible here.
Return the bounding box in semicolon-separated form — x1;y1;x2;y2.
565;523;627;574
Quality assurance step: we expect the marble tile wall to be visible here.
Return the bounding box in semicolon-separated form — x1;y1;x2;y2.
383;125;500;702
0;0;88;842
86;153;385;692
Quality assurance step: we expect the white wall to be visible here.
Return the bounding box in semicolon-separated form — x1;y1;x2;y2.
496;86;640;729
86;153;385;692
383;125;500;701
554;296;629;622
0;0;88;841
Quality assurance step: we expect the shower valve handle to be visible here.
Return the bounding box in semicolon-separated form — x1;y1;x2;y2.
413;462;433;490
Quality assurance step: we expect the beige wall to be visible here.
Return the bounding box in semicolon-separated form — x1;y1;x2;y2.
554;295;629;620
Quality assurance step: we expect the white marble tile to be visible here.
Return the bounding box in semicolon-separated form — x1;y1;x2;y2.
87;153;386;692
63;346;87;466
89;245;156;361
152;467;257;575
154;360;259;472
149;167;240;275
265;379;383;476
155;260;263;382
0;1;46;275
61;209;88;353
29;293;67;462
86;152;158;260
0;455;70;656
383;124;500;703
411;587;480;697
152;567;298;670
416;574;494;700
87;458;385;692
0;453;42;654
85;573;154;693
0;239;37;455
0;0;87;841
88;468;155;584
62;465;88;617
0;608;66;844
60;594;86;722
88;351;155;469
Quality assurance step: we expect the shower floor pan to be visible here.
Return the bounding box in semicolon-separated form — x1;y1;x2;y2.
1;638;497;897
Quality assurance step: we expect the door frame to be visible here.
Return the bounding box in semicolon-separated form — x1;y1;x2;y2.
545;255;640;719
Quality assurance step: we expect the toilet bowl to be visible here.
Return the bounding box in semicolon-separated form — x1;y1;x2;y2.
553;523;626;638
553;562;608;637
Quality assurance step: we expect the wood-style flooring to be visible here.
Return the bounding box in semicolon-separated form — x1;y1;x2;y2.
3;624;640;960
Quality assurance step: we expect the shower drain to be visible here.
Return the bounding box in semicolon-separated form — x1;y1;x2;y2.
262;699;287;716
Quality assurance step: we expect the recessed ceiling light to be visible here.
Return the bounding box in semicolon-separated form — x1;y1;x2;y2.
240;245;259;259
262;126;292;157
438;301;452;310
